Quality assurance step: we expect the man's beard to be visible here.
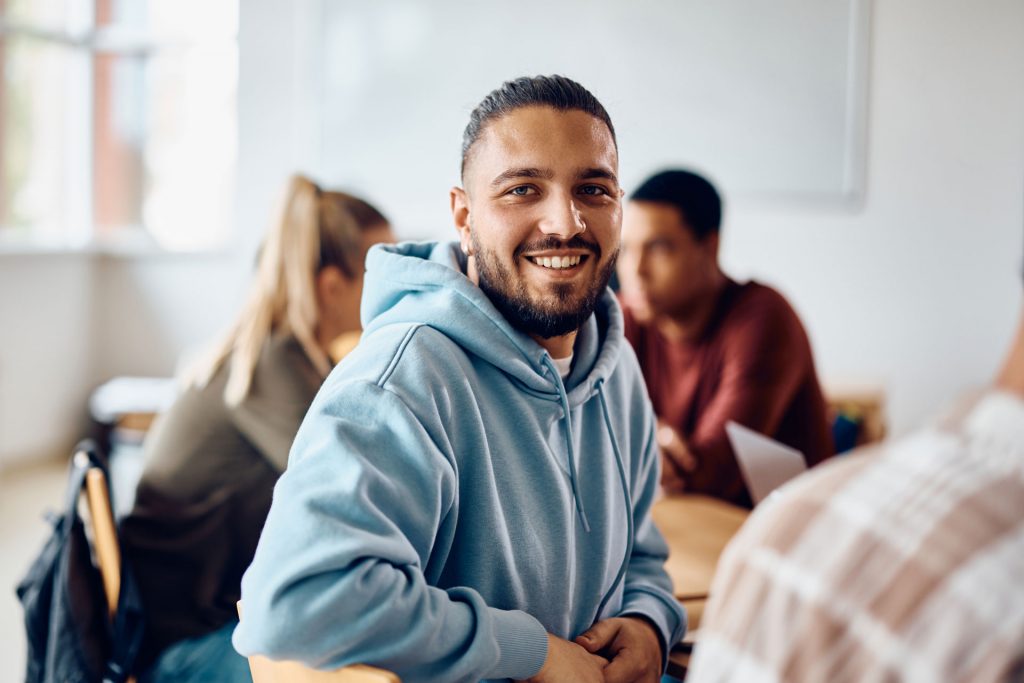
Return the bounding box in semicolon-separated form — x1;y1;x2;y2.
471;232;618;339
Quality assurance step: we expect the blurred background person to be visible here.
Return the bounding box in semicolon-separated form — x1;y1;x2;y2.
687;268;1024;683
118;174;394;682
618;169;833;506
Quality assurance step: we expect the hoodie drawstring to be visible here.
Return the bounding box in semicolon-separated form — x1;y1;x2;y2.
543;356;591;533
593;379;635;620
541;362;635;620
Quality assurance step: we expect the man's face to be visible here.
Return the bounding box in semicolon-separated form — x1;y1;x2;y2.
451;106;622;339
618;200;719;321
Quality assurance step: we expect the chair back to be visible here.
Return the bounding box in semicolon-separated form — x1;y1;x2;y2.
247;656;400;683
79;452;122;619
76;447;140;683
236;602;400;683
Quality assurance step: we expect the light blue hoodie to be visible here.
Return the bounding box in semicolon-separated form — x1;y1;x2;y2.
234;241;686;682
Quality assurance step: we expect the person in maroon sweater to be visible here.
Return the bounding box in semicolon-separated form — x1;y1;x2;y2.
618;169;833;506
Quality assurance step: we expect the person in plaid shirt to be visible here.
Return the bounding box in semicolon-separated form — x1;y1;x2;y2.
688;295;1024;682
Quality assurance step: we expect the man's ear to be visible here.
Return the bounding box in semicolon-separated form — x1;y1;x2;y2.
450;186;472;255
705;231;721;260
316;264;348;301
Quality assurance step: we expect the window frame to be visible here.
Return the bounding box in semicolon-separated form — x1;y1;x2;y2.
0;3;237;255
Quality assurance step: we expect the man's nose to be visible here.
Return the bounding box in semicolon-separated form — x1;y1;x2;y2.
537;197;586;239
635;250;650;278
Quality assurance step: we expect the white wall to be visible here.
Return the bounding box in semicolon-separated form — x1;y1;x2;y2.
315;0;870;230
0;0;1021;466
723;0;1024;432
91;257;244;380
0;255;96;466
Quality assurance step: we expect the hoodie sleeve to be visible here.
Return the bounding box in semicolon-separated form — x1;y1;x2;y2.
232;379;549;683
616;417;688;668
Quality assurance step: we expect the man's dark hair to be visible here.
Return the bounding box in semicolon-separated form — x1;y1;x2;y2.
631;169;722;241
461;75;616;179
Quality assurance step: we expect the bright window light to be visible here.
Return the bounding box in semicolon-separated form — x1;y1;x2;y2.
0;0;238;251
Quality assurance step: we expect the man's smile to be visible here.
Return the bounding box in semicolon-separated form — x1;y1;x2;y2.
525;252;590;270
521;252;593;282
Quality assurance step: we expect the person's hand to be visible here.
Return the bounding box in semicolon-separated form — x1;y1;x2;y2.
525;632;608;682
656;421;697;493
575;616;663;683
660;456;688;493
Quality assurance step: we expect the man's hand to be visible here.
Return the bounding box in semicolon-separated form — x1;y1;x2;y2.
657;421;697;493
526;632;609;682
575;617;663;683
660;457;688;493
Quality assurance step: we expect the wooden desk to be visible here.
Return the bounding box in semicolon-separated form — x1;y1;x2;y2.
653;494;749;679
653;494;749;602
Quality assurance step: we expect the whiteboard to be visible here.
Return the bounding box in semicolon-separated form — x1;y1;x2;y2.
300;0;870;238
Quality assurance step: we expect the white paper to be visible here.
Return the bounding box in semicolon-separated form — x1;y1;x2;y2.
725;421;808;505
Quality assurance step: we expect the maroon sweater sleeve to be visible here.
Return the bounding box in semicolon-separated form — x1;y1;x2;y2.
683;292;816;504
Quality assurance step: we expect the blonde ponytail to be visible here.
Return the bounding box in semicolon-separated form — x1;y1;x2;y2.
187;174;365;405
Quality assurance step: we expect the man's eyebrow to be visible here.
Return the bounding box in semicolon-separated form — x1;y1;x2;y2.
490;167;554;188
578;167;619;184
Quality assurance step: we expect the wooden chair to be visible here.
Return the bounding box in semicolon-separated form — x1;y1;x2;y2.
247;656;400;683
75;448;137;683
236;602;400;683
78;451;122;618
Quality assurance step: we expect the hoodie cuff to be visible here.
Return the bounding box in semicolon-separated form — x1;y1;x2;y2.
484;608;549;680
619;590;687;671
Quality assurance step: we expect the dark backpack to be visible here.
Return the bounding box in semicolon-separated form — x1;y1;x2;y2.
17;440;145;683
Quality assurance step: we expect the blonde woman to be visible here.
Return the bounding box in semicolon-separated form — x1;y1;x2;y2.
121;175;394;682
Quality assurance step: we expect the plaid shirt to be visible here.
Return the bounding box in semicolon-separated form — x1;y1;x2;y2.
688;391;1024;683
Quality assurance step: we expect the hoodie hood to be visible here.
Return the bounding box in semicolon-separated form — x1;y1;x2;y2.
362;241;624;405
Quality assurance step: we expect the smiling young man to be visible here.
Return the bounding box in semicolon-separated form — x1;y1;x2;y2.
234;76;685;683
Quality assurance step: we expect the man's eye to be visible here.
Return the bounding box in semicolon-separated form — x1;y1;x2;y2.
579;185;608;196
508;186;534;196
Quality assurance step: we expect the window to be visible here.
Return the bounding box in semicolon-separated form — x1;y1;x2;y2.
0;0;237;251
